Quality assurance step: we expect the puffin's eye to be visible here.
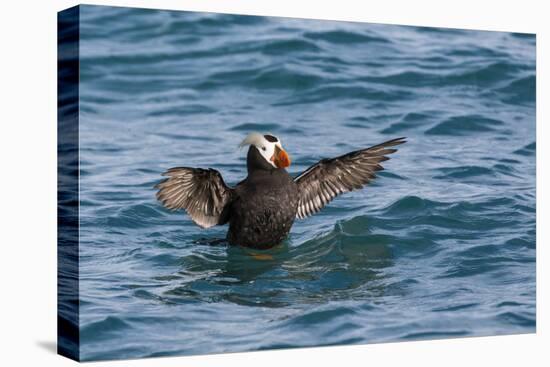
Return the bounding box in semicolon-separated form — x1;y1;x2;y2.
262;146;266;151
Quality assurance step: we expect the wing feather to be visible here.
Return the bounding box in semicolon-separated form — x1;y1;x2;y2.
155;167;233;228
295;137;406;219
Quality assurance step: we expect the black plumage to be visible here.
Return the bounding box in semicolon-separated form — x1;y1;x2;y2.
155;136;405;249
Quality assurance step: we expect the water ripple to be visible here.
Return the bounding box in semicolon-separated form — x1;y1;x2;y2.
425;115;504;135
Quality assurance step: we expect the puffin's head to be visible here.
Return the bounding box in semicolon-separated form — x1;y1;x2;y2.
239;132;291;169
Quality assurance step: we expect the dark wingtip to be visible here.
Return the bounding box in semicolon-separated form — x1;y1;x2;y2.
389;137;407;145
368;137;407;151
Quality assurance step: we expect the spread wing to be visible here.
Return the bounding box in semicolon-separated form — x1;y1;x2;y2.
294;137;406;219
155;167;234;228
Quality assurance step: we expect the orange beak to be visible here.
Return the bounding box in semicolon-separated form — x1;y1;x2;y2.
271;146;291;168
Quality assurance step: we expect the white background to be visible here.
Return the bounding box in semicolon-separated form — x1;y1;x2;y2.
0;0;546;366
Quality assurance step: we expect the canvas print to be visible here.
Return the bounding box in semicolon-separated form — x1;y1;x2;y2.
57;5;536;362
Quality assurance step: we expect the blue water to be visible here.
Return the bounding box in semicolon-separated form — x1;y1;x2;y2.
76;5;536;361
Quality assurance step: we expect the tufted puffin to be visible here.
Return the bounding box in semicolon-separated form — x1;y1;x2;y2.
155;132;405;249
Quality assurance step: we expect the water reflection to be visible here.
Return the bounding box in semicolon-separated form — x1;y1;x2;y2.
159;217;394;307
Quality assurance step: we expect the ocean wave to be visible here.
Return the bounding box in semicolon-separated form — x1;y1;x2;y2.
274;85;414;106
230;122;283;131
446;61;527;86
100;203;167;229
360;61;527;89
201;65;323;91
261;38;322;55
513;142;536;156
496;75;535;104
445;46;507;59
497;311;536;327
425;114;503;135
380;112;435;134
400;330;470;340
81;316;131;341
147;104;216;117
303;30;389;44
362;70;441;88
434;165;494;179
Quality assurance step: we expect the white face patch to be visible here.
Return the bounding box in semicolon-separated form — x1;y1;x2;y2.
239;132;282;168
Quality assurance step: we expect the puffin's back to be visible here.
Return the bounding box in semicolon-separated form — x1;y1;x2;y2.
227;147;298;248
